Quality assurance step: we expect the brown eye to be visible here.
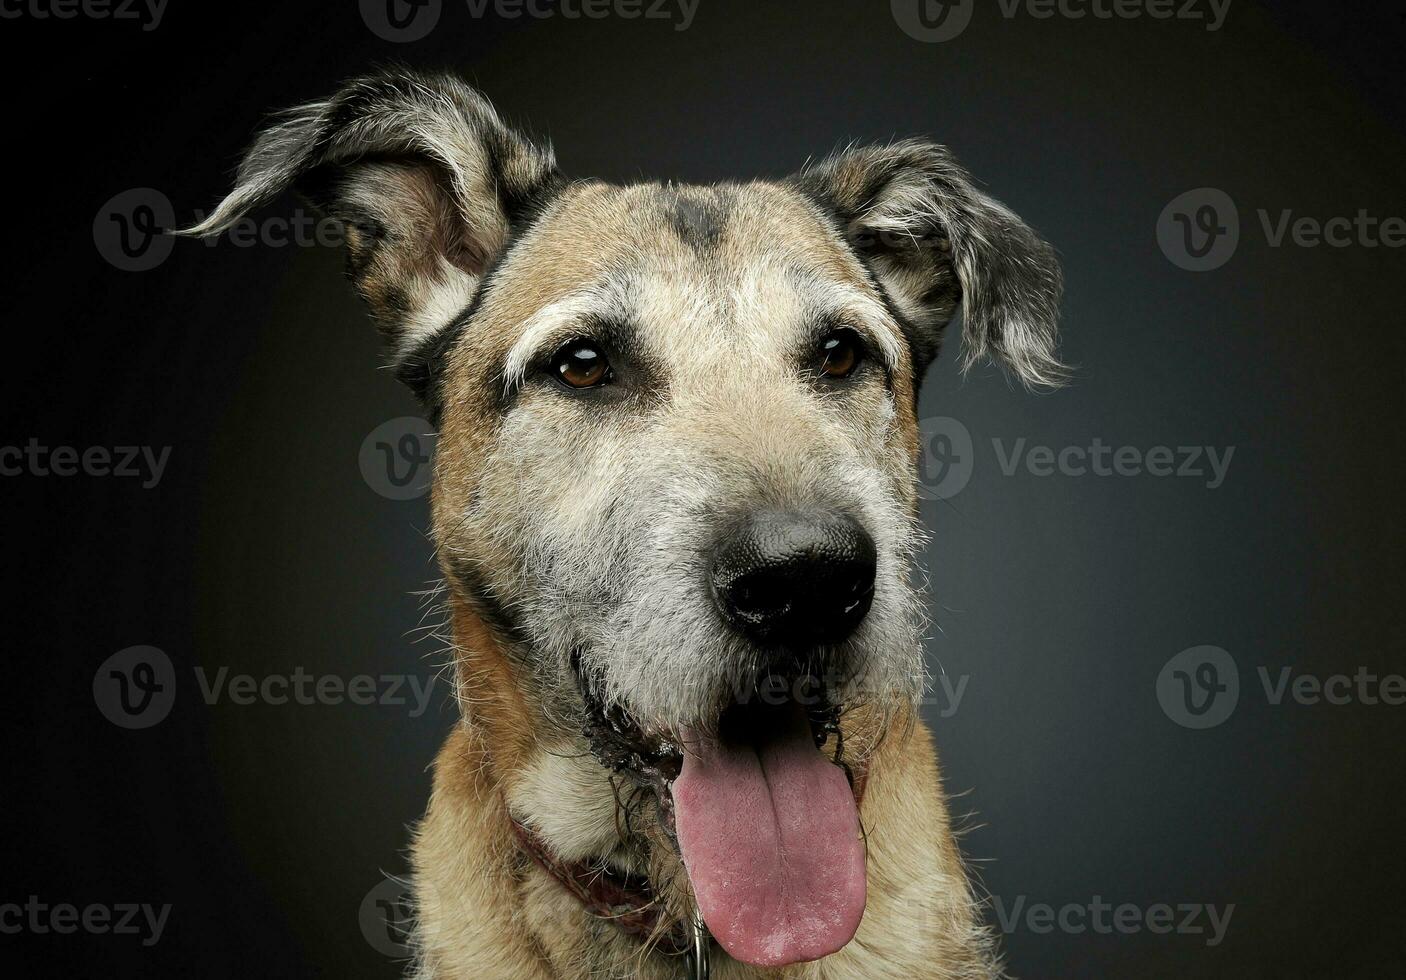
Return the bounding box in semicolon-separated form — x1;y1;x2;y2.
552;341;611;389
816;329;864;380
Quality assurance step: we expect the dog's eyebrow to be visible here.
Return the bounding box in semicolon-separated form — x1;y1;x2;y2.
805;280;907;372
501;288;618;394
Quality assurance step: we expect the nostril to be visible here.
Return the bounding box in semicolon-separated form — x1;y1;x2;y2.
729;570;795;620
711;510;878;647
837;560;877;611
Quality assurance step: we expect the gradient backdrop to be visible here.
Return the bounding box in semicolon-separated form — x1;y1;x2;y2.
4;1;1405;977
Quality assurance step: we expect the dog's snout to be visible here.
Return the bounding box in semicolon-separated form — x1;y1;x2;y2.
711;510;877;647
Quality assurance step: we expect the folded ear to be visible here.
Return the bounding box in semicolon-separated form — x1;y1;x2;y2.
793;140;1066;389
183;68;563;401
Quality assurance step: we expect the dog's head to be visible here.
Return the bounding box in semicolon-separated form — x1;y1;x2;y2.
192;68;1062;966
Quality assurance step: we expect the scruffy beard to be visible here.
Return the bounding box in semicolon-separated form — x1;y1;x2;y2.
550;464;930;740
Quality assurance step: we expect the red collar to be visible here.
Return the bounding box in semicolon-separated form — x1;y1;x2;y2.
508;765;868;958
508;815;693;956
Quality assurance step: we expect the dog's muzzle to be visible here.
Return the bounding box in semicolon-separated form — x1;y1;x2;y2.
564;508;881;970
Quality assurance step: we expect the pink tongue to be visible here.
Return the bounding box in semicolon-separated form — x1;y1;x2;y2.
671;703;866;967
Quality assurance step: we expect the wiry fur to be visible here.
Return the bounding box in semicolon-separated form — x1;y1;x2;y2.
794;140;1067;389
190;67;1065;979
180;66;561;363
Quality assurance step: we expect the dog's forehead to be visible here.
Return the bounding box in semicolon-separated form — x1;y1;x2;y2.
547;179;856;269
476;180;880;357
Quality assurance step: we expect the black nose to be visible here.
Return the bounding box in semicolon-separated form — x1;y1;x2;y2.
711;510;878;647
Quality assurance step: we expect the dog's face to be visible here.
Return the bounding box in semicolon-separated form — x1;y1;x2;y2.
193;63;1061;778
435;179;932;737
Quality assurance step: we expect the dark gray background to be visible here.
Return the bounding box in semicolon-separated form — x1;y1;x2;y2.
4;1;1404;976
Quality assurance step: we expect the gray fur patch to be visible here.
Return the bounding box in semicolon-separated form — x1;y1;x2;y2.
663;188;731;251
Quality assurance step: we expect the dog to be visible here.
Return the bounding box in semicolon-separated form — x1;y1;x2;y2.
189;67;1064;978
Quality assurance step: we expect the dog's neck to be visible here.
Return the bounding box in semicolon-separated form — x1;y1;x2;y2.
447;592;665;863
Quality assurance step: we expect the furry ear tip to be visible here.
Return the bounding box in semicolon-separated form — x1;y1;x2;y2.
170;217;220;239
960;345;1073;392
1016;360;1075;392
173;194;264;240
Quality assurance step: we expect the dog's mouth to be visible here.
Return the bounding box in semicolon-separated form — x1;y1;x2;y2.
572;655;867;967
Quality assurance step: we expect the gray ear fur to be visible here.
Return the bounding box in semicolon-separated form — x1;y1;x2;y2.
795;140;1066;389
183;67;563;371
